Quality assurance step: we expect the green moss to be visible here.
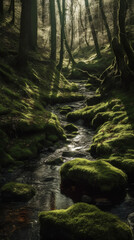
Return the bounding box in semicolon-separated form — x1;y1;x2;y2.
104;155;134;182
39;203;132;240
60;105;72;115
60;158;127;196
1;182;35;201
64;123;78;132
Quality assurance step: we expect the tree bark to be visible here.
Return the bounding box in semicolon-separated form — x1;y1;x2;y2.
57;0;76;66
112;37;133;89
99;0;112;45
113;0;119;37
29;0;37;49
57;0;65;70
42;0;45;25
19;0;38;65
0;0;3;17
119;0;134;71
84;0;101;58
49;0;56;62
79;3;89;47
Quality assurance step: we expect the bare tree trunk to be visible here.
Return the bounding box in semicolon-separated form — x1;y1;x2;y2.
113;0;119;37
119;0;134;71
49;0;56;62
84;0;101;58
70;0;74;50
42;0;45;26
0;0;3;17
29;0;37;49
57;0;76;66
99;0;112;45
79;3;89;47
57;0;65;70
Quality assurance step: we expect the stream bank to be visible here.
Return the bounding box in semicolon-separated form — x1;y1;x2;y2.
0;79;134;240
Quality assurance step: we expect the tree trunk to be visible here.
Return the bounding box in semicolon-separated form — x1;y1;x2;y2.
0;0;3;17
99;0;112;45
57;0;76;66
19;0;30;65
113;0;119;37
112;37;133;89
49;0;56;62
70;0;74;50
84;0;101;58
29;0;37;49
79;3;89;47
57;0;65;70
119;0;134;71
19;0;37;65
42;0;45;25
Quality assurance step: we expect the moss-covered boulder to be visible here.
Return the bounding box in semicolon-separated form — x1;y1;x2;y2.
39;203;132;240
60;158;127;198
105;156;134;183
1;182;35;201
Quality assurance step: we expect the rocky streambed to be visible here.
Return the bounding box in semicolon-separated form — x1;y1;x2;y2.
0;80;134;240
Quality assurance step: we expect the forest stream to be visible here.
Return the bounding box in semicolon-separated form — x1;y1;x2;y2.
0;80;134;240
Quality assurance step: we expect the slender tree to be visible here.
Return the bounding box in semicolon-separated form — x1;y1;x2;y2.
84;0;101;58
8;0;15;24
0;0;3;17
119;0;134;71
70;0;74;50
57;0;65;70
113;0;119;37
42;0;45;25
99;0;112;45
49;0;56;62
79;3;89;47
57;0;76;66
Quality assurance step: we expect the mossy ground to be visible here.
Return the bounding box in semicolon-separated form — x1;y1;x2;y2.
67;83;134;182
39;202;132;240
1;182;35;201
0;24;83;170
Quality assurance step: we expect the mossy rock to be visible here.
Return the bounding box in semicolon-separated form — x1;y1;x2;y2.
64;123;78;133
1;182;35;201
89;142;112;158
60;158;127;198
60;105;72;115
91;112;113;129
106;157;134;182
45;157;63;165
39;203;132;240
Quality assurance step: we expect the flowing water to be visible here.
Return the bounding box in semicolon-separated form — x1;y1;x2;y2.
0;80;134;240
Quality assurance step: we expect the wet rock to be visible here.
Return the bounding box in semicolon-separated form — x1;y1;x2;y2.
39;203;133;240
62;152;86;158
1;182;35;201
128;212;134;232
45;157;63;165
